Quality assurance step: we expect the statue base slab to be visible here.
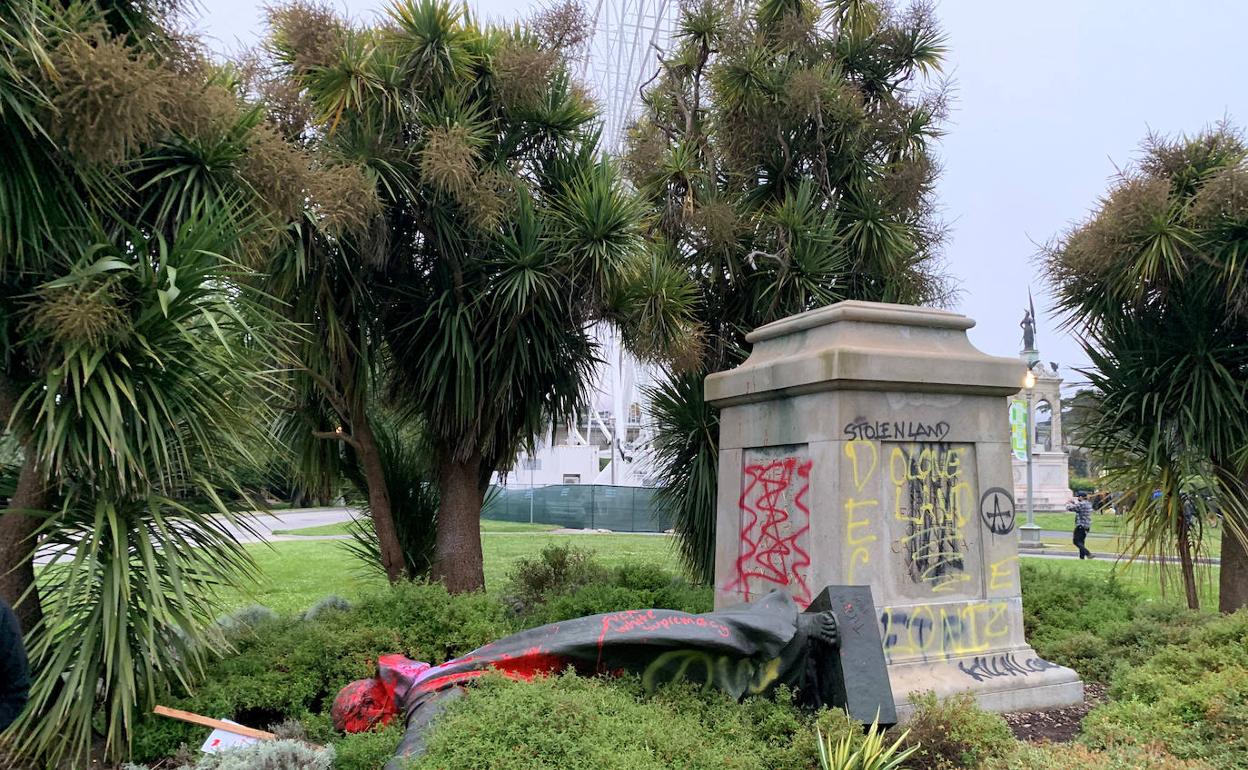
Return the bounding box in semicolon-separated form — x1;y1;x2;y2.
889;646;1084;719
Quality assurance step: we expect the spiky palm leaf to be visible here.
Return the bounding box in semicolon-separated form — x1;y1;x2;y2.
816;714;916;770
1;5;301;763
16;215;285;496
648;370;719;580
10;489;260;765
341;413;439;577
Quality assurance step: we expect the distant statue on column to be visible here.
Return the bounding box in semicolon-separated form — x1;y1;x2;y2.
1020;308;1036;351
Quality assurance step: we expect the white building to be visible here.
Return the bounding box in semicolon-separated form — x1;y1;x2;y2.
493;326;656;489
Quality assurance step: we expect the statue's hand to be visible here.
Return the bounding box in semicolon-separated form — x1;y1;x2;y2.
812;611;838;648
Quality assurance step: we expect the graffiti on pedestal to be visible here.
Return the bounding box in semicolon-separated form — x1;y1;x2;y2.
844;440;880;585
957;653;1059;682
890;443;973;593
725;449;813;608
878;600;1010;662
979;487;1017;535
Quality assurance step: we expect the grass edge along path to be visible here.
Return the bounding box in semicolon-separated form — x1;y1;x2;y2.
269;518;559;537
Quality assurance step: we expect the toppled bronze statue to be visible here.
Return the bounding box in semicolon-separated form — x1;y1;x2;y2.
332;586;892;769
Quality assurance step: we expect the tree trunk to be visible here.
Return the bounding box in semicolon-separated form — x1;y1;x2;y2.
1219;508;1248;613
1176;514;1199;611
1214;464;1248;613
352;412;408;584
0;453;47;632
431;450;486;593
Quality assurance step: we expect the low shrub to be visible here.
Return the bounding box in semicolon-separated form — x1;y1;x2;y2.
125;739;334;770
130;550;724;768
503;544;712;625
1080;609;1248;769
302;595;352;621
1069;477;1099;494
300;713;406;770
1020;563;1137;660
1019;562;1218;683
525;569;712;626
502;543;609;613
215;604;279;634
891;692;1014;770
988;742;1215;770
130;582;514;765
408;672;862;770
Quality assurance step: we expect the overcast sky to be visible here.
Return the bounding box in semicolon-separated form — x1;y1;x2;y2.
189;0;1248;387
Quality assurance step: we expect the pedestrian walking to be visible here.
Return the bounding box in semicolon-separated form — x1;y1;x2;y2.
1068;491;1094;559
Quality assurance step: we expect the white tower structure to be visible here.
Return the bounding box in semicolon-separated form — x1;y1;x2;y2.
579;0;677;152
491;0;678;492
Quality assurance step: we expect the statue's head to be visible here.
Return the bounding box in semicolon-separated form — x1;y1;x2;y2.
331;677;399;733
332;654;435;733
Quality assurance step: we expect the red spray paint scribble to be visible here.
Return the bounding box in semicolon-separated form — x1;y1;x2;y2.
724;457;813;608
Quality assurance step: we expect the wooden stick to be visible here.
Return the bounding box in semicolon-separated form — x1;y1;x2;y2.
153;706;278;741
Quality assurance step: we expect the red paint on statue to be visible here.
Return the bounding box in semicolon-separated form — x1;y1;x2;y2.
331;677;399;733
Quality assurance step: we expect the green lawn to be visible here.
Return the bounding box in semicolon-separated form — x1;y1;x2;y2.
479;519;563;533
223;531;677;615
1020;554;1220;606
269;521;353;536
1032;511;1126;532
224;540;385;615
222;528;1220;617
269;518;559;537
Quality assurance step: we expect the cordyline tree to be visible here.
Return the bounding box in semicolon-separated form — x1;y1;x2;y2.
0;0;372;762
626;0;952;580
1046;126;1248;612
268;0;695;592
255;0;413;583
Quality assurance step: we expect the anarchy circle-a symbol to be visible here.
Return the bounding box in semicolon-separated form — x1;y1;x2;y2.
979;487;1017;535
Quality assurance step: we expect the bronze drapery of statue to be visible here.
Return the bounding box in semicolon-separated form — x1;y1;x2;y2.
331;587;891;769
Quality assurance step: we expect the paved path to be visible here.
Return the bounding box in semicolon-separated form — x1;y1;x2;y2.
33;506;362;565
1020;547;1221;566
222;506;359;544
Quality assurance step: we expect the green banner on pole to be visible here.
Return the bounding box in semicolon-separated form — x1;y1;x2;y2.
1009;398;1028;461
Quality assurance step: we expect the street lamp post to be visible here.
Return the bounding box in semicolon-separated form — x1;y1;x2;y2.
1019;367;1042;546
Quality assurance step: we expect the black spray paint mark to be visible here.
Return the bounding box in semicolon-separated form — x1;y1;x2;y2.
842;420;951;442
979;487;1017;535
895;443;966;590
957;654;1059;682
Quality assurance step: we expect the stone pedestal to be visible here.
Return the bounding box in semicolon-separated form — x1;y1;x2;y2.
706;301;1083;716
1012;453;1072;512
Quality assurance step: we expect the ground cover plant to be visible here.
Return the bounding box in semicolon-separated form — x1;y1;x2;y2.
114;542;1245;770
1020;561;1220;682
1079;609;1248;768
892;692;1015;770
